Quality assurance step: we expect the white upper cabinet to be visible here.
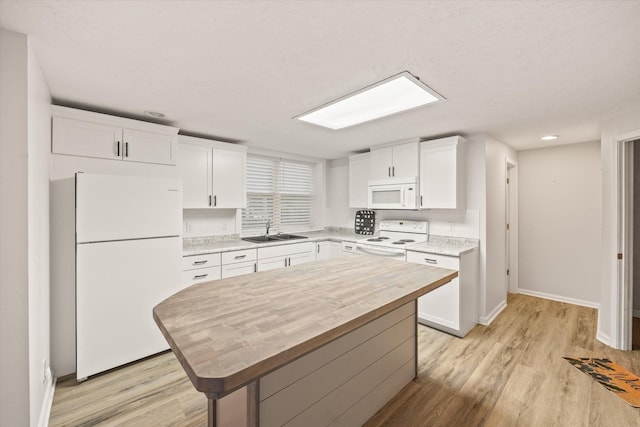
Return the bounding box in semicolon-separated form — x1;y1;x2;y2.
178;143;212;208
348;153;370;208
369;141;419;180
122;129;176;165
419;136;466;209
211;148;246;208
178;135;246;209
52;106;178;165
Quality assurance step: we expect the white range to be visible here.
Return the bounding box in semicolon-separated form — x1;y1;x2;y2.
355;220;429;260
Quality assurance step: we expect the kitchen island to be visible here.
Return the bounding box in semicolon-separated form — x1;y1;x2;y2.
153;254;457;426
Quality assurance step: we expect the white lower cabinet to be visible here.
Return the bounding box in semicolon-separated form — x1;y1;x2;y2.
182;253;222;287
316;240;342;260
406;249;478;337
222;248;257;278
257;242;316;272
341;241;357;254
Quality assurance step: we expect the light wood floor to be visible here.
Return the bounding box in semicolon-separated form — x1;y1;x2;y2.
50;294;640;426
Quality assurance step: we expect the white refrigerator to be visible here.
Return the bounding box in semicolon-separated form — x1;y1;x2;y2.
75;173;182;380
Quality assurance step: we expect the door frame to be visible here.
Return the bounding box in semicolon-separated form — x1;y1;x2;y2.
505;157;518;294
617;133;638;350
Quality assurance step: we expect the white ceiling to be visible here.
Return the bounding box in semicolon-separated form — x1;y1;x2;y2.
1;1;639;159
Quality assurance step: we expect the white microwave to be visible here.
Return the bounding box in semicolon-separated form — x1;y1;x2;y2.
367;178;419;210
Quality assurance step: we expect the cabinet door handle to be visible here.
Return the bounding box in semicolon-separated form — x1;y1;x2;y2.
214;195;217;207
193;274;208;279
317;245;320;253
392;166;395;176
234;254;246;259
345;245;353;250
424;258;437;264
420;195;423;207
388;166;391;177
116;141;120;157
193;260;208;265
125;142;129;158
209;195;212;206
254;263;257;273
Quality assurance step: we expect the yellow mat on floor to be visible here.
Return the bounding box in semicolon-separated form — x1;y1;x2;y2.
564;357;640;408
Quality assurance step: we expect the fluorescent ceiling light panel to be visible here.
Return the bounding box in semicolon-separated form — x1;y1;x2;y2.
541;135;559;141
295;71;444;129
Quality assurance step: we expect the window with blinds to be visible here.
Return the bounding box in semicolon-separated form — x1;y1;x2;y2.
242;155;315;234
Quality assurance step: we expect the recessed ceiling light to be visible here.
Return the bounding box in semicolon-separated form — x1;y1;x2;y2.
144;111;166;118
294;71;445;130
541;135;559;141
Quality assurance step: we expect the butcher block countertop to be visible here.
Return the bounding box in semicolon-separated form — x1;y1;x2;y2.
153;254;457;397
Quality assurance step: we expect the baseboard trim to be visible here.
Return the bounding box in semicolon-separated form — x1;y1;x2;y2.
517;289;600;309
37;376;56;427
479;300;507;326
596;331;611;347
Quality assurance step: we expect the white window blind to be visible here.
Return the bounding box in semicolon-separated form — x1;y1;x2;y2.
242;156;314;234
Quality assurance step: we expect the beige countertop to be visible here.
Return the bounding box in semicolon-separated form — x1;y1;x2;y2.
153;254;457;396
405;236;479;257
182;229;364;257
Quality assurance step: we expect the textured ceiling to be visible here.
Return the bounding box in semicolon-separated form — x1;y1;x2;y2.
1;0;639;159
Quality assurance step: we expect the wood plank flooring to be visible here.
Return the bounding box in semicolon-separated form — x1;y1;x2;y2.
50;294;640;426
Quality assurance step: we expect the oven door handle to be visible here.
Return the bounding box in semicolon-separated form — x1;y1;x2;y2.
356;244;405;257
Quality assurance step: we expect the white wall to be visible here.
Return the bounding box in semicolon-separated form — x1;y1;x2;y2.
482;136;518;323
600;107;640;347
0;29;52;427
0;28;30;427
325;158;355;229
27;35;53;427
518;141;601;307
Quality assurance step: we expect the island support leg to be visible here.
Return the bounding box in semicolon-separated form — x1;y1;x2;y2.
206;383;259;427
247;381;259;427
207;398;217;427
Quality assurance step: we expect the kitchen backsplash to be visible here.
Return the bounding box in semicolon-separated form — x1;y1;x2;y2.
183;209;238;238
333;208;480;239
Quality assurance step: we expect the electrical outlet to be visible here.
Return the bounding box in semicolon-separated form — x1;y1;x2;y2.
448;222;456;232
42;359;48;384
185;221;193;233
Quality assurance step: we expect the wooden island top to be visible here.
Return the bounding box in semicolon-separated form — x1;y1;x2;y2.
153;254;457;399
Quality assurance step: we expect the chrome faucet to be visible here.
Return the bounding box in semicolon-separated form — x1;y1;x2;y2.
265;219;271;236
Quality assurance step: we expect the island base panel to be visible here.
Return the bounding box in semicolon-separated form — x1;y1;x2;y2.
258;301;417;427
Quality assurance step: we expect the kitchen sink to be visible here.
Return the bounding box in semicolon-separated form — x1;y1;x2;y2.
241;236;283;243
272;234;308;240
241;234;308;243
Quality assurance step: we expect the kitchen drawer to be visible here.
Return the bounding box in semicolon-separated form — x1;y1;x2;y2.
406;251;459;270
341;241;357;253
221;260;256;278
182;266;221;287
182;253;221;271
258;241;315;259
222;248;257;264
